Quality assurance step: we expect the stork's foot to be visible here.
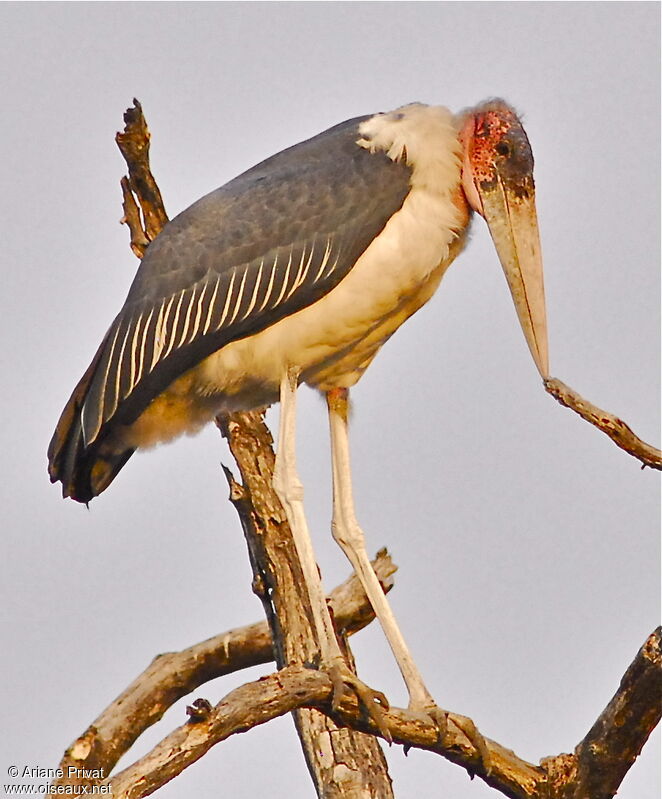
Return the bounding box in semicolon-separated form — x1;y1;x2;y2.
327;660;391;742
452;712;492;776
420;704;492;777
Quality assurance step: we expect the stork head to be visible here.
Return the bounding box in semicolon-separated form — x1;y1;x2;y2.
459;100;549;378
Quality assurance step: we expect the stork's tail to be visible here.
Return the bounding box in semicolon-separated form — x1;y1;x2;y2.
48;346;135;504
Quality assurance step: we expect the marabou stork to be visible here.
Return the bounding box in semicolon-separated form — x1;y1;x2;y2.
49;100;549;730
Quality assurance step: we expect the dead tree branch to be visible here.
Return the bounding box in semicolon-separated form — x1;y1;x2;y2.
119;176;150;258
67;629;658;799
115;98;168;248
216;411;394;795
545;378;661;470
543;626;662;799
84;662;531;799
101;663;541;799
51;551;396;791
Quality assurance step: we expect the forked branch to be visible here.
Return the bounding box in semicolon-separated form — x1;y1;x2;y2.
50;552;397;793
94;628;660;799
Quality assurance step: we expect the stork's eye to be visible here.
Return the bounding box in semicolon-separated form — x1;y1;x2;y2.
495;141;511;157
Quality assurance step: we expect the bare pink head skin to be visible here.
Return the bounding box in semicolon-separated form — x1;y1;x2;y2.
457;100;549;378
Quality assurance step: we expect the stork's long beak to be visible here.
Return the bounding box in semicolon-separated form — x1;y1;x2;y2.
479;176;549;378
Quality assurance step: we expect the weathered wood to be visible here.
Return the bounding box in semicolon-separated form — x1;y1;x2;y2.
115;99;168;245
562;627;661;799
544;378;661;469
100;629;662;799
218;411;394;797
50;551;397;792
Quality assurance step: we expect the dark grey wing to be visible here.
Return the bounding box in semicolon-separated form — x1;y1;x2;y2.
49;114;412;496
80;115;412;444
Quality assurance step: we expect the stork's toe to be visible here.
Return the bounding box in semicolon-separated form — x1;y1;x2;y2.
418;703;492;777
327;660;391;743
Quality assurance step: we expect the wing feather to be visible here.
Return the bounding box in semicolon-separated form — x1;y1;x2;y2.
127;312;144;395
49;113;412;500
185;282;207;346
228;266;248;326
311;237;329;284
135;307;154;390
217;268;237;331
241;261;263;322
80;320;123;446
286;242;311;300
258;257;277;313
202;277;220;335
271;250;293;310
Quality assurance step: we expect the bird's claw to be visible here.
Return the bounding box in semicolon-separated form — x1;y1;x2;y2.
423;704;492;777
424;704;450;744
327;661;392;743
452;713;492;776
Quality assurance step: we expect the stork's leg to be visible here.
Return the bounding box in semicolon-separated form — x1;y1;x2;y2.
273;370;390;735
273;368;339;656
326;387;434;708
326;387;492;771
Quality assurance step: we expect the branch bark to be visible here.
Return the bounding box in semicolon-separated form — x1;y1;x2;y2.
543;626;662;799
545;378;661;470
115;99;168;248
217;411;394;797
51;551;396;792
97;628;660;799
101;664;540;799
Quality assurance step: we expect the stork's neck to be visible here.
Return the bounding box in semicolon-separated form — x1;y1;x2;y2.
357;103;470;248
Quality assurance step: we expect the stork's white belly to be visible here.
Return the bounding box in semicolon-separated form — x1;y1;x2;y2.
199;193;468;403
202;225;469;408
119;104;470;450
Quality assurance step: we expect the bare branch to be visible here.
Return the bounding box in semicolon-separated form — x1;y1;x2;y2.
51;551;396;791
542;626;662;799
119;176;150;258
545;378;661;470
103;665;332;799
102;664;543;799
115;98;168;243
77;630;662;799
217;410;395;795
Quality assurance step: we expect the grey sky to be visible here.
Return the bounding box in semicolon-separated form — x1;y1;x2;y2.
1;3;659;798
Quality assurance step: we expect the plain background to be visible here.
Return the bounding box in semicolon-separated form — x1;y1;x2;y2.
1;3;659;798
